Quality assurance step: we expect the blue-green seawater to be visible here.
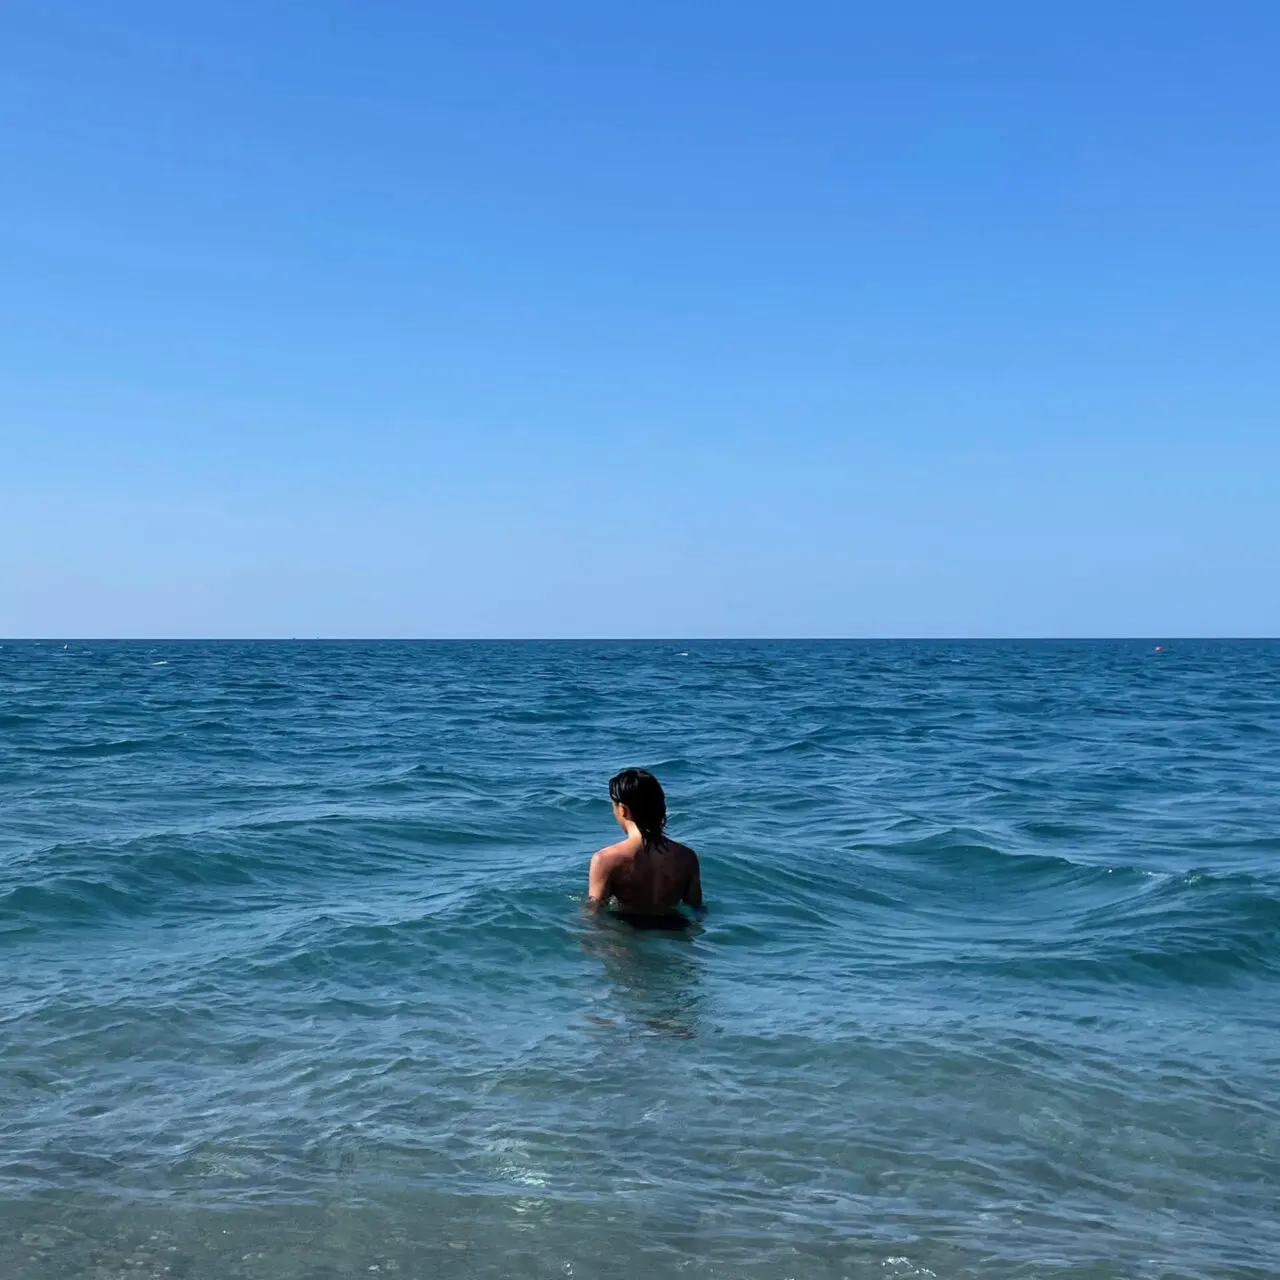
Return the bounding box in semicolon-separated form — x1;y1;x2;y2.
2;640;1278;1280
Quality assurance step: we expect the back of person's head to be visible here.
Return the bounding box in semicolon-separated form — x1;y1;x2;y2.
609;768;667;848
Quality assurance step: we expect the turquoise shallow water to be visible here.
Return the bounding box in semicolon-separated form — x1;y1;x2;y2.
2;639;1279;1279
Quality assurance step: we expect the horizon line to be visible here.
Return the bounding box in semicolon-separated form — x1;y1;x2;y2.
4;636;1277;644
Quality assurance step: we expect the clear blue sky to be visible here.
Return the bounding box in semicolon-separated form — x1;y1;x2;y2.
2;1;1276;637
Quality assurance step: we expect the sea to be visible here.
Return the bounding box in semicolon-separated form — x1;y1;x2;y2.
1;640;1278;1280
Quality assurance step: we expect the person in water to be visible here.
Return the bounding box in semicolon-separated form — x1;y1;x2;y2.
587;768;702;923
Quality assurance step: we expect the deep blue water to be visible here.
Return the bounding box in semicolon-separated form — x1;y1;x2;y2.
2;639;1278;1280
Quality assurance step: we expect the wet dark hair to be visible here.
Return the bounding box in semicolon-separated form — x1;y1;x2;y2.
609;768;667;849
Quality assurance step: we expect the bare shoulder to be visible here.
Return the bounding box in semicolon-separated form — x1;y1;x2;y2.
592;835;641;869
663;838;699;863
587;835;641;905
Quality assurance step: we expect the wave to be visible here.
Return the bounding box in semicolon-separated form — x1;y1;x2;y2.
847;830;1148;899
45;738;161;759
1078;868;1280;977
0;812;545;937
0;712;44;730
865;856;1280;984
719;831;1280;983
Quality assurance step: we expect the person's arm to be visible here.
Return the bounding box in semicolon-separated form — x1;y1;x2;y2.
683;851;703;910
586;848;614;910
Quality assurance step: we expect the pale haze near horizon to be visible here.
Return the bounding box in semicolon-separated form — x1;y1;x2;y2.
2;3;1277;639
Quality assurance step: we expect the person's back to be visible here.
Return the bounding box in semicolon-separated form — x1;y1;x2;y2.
587;768;702;922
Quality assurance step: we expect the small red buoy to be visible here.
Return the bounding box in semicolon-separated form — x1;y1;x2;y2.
1155;645;1163;652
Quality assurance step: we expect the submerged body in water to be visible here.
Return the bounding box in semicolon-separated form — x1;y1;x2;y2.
587;768;702;927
